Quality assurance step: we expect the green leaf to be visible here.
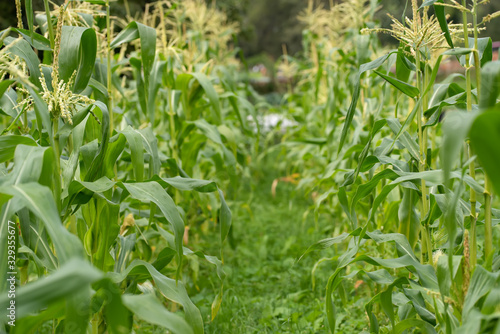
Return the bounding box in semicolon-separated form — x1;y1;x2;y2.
2;145;49;186
442;110;477;185
396;48;414;82
444;48;474;57
160;176;217;192
190;72;222;124
121;127;145;182
342;119;387;186
211;289;223;321
0;183;83;263
0;79;15;100
299;232;351;261
147;60;166;123
458;38;492;68
152;247;176;271
374;71;419;98
324;229;439;332
155;226;226;281
0;259;101;319
432;0;454;48
462;265;500;319
398;188;420;248
476;37;492;67
0;136;37;163
79;0;106;4
13;28;51;51
393;318;437;334
424;92;467;129
4;37;42;89
24;0;33;42
88;78;108;98
58;26;97;93
110;21;156;119
469;107;500;195
138;127;160;176
350;169;399;226
122;294;194;334
156;176;230;244
436;255;462;298
218;188;232;244
390;54;443;148
339;51;397;153
92;279;131;334
121;182;185;272
191;119;223;144
479;61;500;109
387;118;420;161
109;260;204;334
84;102;110;182
24;85;53;144
10;302;65;333
65;177;115;206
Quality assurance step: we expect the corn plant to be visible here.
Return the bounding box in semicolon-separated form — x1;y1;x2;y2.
0;0;260;332
287;0;500;333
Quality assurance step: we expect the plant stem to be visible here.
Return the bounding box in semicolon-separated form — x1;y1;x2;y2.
471;0;493;269
416;49;431;264
168;90;181;198
123;0;131;19
23;103;28;133
167;89;181;205
106;0;113;136
461;0;479;271
52;119;61;212
43;0;55;49
91;313;100;334
484;177;493;269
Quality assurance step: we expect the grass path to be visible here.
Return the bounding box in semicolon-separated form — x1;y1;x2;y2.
202;174;332;333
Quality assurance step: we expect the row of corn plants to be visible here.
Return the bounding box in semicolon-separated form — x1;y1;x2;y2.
0;0;259;332
266;0;500;332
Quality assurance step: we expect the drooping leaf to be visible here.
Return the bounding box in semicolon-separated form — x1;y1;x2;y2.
109;260;204;334
462;265;500;319
122;294;194;334
375;70;419;98
121;127;145;182
4;37;42;89
13;28;51;51
58;26;97;93
0;136;37;163
0;259;101;319
0;183;83;263
121;182;185;272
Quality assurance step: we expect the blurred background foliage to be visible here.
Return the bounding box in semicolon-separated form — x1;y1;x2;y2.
2;0;499;60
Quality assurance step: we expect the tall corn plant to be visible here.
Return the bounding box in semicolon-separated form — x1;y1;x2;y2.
0;1;241;332
261;0;382;229
298;0;500;332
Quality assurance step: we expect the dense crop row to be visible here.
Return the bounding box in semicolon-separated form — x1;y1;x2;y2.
0;0;259;332
273;0;500;332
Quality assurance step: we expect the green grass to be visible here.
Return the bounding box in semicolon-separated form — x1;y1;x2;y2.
198;167;368;333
